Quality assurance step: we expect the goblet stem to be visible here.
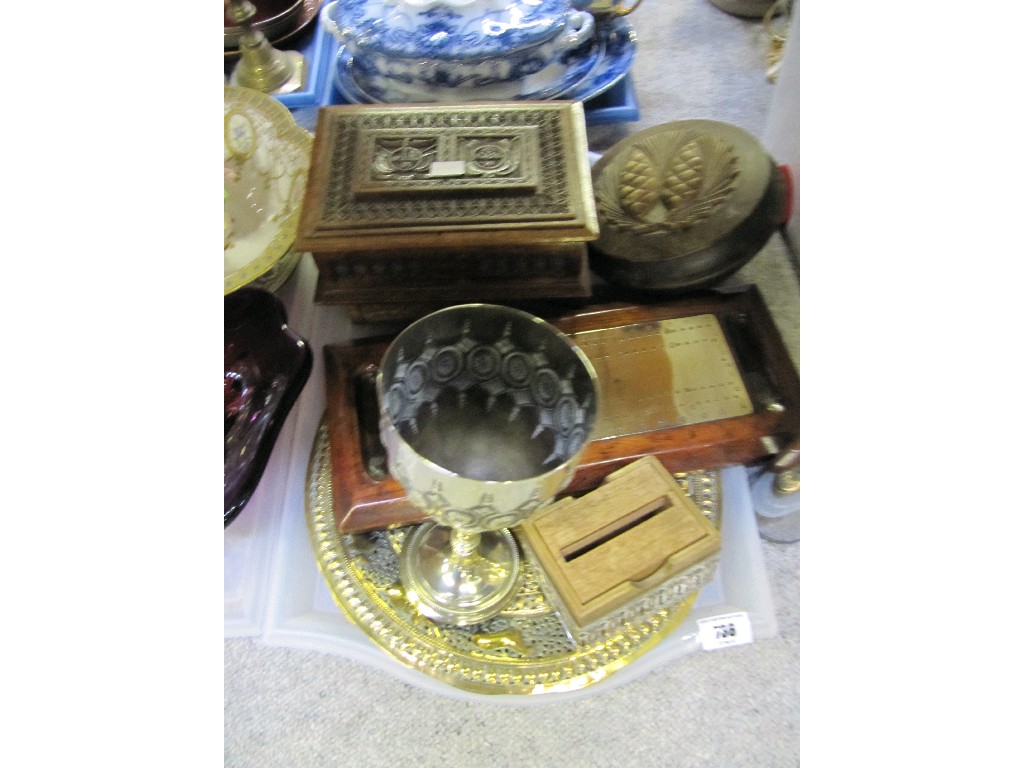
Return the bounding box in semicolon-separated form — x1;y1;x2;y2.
449;529;480;559
399;523;522;627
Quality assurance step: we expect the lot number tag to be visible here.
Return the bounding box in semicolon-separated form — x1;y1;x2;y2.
697;612;753;651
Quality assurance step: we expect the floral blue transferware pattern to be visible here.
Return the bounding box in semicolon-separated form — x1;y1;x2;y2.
323;0;594;95
331;0;578;58
331;15;634;104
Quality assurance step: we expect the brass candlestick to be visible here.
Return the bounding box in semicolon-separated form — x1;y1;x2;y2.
227;0;306;95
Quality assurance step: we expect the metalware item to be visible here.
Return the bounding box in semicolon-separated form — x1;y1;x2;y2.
573;0;644;18
224;0;305;49
751;466;799;543
224;0;323;61
708;0;784;18
227;0;307;94
377;303;600;625
306;418;722;695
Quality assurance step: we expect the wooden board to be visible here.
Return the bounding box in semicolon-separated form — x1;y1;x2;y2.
323;283;800;533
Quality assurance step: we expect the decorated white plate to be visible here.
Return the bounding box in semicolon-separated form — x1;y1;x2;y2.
224;86;312;295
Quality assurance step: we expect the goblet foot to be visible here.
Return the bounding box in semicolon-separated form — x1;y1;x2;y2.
399;523;522;626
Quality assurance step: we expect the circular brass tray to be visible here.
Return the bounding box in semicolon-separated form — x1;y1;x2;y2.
306;419;721;696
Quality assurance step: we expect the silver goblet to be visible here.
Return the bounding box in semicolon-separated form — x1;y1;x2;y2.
377;304;600;626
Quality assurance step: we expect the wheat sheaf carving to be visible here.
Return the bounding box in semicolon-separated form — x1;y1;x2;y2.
597;132;740;235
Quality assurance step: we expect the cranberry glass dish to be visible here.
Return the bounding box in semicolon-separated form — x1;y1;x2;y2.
225;288;312;526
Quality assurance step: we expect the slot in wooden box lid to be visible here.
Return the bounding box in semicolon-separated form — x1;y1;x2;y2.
296;102;598;253
518;456;722;628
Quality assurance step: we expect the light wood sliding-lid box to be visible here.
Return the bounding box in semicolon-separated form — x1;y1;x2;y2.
518;456;722;646
295;102;598;310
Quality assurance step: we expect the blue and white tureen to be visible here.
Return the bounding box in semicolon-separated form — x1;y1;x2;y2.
323;0;596;99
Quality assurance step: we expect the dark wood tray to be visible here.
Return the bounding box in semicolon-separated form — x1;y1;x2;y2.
323;284;799;533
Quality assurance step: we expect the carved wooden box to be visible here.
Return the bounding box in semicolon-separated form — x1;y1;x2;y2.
295;102;598;314
518;456;722;646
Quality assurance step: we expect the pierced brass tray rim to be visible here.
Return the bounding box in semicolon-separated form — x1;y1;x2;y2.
305;417;718;696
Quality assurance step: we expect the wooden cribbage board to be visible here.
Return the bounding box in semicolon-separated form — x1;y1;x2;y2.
574;313;753;440
323;284;800;533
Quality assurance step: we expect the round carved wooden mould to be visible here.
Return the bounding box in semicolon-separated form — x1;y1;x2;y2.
590;119;786;292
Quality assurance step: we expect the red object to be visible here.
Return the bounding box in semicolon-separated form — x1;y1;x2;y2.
777;164;794;225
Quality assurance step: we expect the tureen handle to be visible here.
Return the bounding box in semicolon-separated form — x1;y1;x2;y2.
553;10;596;52
321;1;342;43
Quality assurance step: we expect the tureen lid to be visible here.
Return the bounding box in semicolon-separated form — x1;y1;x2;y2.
330;0;576;59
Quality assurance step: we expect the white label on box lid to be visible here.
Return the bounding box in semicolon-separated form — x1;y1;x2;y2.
697;611;753;650
428;160;466;177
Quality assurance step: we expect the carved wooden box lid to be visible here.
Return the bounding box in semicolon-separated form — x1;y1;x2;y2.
296;102;598;253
